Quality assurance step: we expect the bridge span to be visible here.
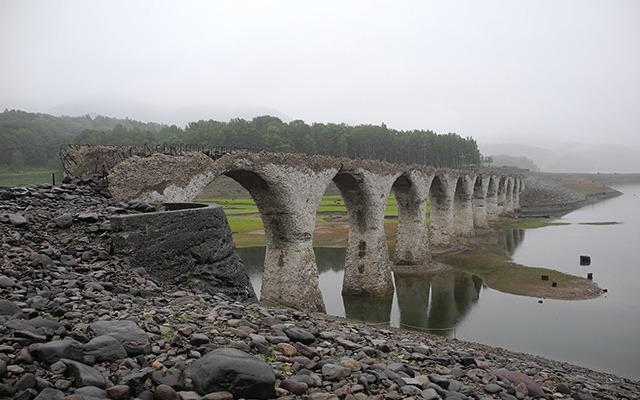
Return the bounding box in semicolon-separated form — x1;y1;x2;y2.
63;145;524;313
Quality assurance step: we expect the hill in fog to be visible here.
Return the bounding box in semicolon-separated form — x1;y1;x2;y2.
46;95;291;127
479;142;640;173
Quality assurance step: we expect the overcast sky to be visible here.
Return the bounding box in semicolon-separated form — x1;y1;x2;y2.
1;0;639;147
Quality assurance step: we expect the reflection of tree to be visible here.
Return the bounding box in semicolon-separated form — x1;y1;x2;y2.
394;270;482;336
343;296;393;323
237;247;346;276
314;247;346;273
236;247;265;276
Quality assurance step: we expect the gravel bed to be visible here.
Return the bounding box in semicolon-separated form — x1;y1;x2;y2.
1;180;638;400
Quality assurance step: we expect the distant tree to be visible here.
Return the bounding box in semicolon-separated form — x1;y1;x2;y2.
10;150;24;171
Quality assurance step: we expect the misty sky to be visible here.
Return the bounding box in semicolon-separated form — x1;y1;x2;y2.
1;0;639;148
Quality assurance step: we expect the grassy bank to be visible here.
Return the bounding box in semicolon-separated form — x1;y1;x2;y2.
440;242;602;300
197;195;402;247
0;167;58;187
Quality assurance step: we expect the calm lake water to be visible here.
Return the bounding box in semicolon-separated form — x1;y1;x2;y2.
238;183;640;380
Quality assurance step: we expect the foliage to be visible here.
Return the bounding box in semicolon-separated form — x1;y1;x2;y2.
0;109;483;171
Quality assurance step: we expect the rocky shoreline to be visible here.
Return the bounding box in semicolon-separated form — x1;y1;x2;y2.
1;181;638;400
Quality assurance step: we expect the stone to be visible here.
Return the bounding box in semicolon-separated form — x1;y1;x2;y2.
9;213;29;227
284;327;315;345
0;359;6;379
154;384;179;400
189;333;209;347
421;388;440;400
279;379;308;395
33;388;65;400
184;347;275;399
54;214;73;229
84;335;128;362
60;358;106;388
0;275;16;288
120;369;151;395
515;382;528;399
321;363;352;381
106;385;131;400
276;342;297;356
484;383;503;394
555;383;572;394
74;386;108;399
89;320;150;356
0;299;22;316
200;392;233;400
575;390;596;400
31;339;84;364
493;369;545;398
15;373;37;391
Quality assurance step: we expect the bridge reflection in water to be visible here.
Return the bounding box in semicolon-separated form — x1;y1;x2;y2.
240;228;524;336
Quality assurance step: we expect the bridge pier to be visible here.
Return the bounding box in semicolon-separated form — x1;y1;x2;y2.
429;174;456;247
486;176;499;221
504;177;515;214
335;170;396;298
472;175;491;229
393;171;431;265
453;175;475;237
226;167;338;313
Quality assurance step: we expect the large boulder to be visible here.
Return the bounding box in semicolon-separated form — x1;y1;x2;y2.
184;348;275;399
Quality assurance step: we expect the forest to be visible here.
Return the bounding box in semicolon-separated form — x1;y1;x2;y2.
0;110;484;171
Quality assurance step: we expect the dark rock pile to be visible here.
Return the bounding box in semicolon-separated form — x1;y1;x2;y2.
1;181;638;400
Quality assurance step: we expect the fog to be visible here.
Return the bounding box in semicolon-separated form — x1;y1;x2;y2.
1;0;639;171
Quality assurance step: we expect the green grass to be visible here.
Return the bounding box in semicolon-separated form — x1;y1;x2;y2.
441;243;600;300
500;217;570;230
578;221;620;226
0;167;58;187
197;195;406;248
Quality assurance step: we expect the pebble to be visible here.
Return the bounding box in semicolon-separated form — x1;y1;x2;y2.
0;180;638;400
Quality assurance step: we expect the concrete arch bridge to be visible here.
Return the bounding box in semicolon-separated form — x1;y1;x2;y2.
63;145;524;312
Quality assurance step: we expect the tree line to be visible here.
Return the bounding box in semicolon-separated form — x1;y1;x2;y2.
0;110;484;171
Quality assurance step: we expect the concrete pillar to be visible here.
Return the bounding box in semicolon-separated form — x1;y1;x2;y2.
429;174;456;247
227;166;337;313
486;175;499;222
513;177;524;211
472;175;491;229
453;174;475;237
504;177;515;213
334;170;396;298
393;171;432;265
496;176;507;215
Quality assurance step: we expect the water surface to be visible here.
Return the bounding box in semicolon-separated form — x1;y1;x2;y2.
238;183;640;379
